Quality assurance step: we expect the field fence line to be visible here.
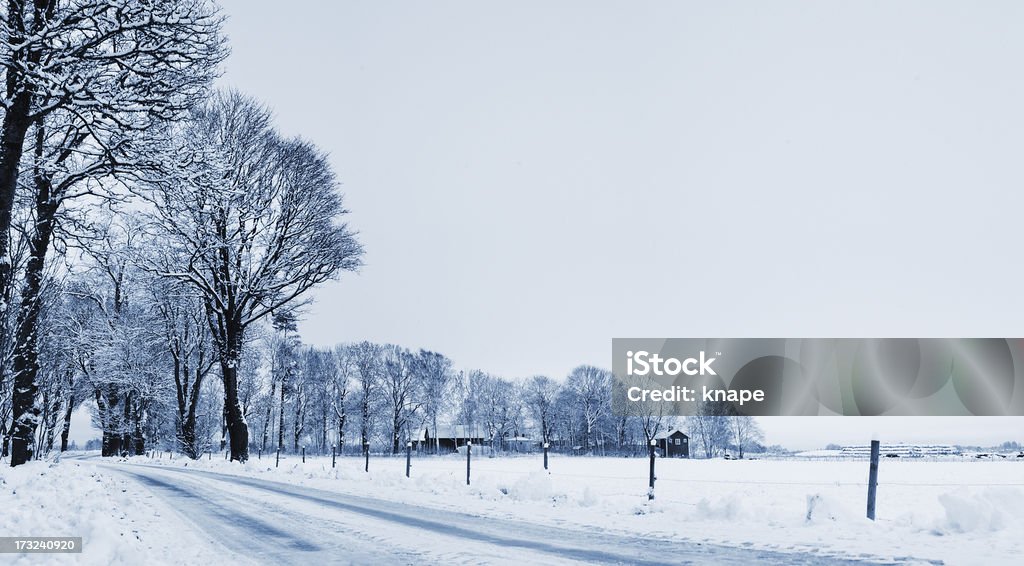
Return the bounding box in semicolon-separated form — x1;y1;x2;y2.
462;466;1024;488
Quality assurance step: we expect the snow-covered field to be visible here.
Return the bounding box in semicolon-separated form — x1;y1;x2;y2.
2;451;1021;564
114;451;1023;565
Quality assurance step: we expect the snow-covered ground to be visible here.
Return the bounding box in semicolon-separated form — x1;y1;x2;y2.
0;457;232;565
108;450;1023;565
2;451;1020;564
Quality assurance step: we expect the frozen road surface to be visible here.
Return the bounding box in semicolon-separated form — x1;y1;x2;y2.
94;461;901;565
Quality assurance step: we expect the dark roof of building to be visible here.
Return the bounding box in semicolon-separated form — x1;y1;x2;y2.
418;425;486;441
652;428;689;440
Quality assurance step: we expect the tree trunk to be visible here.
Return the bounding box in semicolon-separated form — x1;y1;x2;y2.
433;415;439;455
360;398;369;448
1;421;10;458
277;377;285;455
392;411;401;454
100;400;121;457
172;356;190;455
131;401;145;455
174;359;203;459
180;415;197;458
96;391;116;457
120;392;132;456
38;390;51;457
261;380;275;452
9;149;58;466
0;85;34;317
221;357;248;461
321;408;327;454
220;403;228;451
0;0;50;356
293;389;303;451
45;392;61;454
337;414;345;453
60;390;74;452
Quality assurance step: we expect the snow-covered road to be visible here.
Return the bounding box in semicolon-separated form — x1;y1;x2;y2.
94;460;896;565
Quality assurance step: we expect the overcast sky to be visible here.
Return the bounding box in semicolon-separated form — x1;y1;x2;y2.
71;1;1024;448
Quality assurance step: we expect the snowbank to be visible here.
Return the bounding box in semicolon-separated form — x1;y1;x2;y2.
934;488;1024;534
0;456;231;565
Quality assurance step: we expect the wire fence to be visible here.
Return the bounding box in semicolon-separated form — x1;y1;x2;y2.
418;461;1024;488
135;449;1024;491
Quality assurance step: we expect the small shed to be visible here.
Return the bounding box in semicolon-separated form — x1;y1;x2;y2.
653;428;690;458
503;437;535;452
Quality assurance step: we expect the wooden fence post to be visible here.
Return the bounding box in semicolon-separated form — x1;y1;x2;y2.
543;442;549;470
867;439;880;520
648;439;657;501
406;441;412;478
466;441;472;485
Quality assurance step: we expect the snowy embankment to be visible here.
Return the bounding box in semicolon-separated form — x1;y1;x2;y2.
0;456;235;565
124;451;1023;565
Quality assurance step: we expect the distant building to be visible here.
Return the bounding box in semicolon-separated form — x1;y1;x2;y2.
652;428;690;458
415;425;485;452
504;436;535;452
839;444;960;457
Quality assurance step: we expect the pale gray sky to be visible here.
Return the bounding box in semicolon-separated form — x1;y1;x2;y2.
69;1;1024;448
216;1;1024;376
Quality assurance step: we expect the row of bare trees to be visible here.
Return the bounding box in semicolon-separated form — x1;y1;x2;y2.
1;1;363;466
8;264;763;461
243;336;460;458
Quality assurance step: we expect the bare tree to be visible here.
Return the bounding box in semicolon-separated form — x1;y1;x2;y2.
456;370;487;441
565;365;612;452
332;345;356;452
268;313;299;457
153;280;216;459
0;228;29;457
525;375;559;445
731;415;764;459
415;350;453;454
144;93;363;461
27;275;77;458
686;400;733;458
380;345;419;453
478;374;516;452
0;0;225;323
631;373;674;448
291;355;307;452
299;347;336;454
70;222;153;458
351;341;381;452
